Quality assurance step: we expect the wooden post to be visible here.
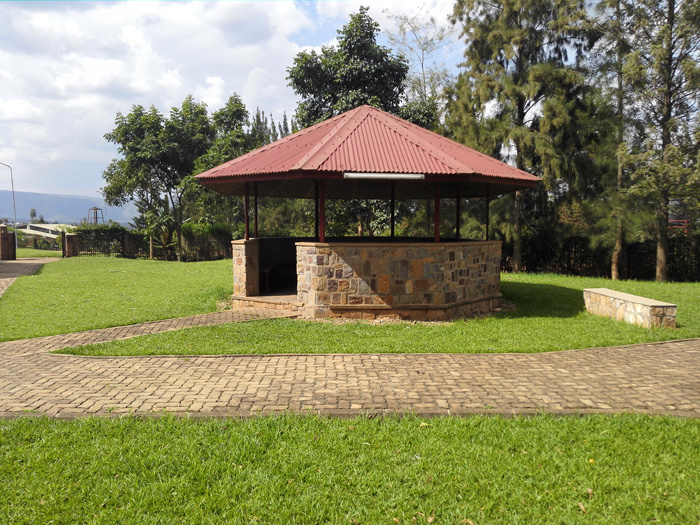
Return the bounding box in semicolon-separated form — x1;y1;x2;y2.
254;182;259;238
244;182;250;241
485;184;490;241
319;179;326;243
456;187;461;240
434;182;441;243
390;181;395;238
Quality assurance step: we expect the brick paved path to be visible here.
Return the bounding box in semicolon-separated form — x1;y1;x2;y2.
1;327;698;418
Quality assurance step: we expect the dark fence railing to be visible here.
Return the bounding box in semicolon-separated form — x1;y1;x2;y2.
71;228;232;261
75;227;126;257
502;234;700;282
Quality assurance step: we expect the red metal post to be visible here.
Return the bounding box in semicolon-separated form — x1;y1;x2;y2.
319;179;326;243
244;182;250;241
390;181;395;238
434;181;441;243
456;187;461;240
485;184;490;241
254;182;259;238
314;180;319;239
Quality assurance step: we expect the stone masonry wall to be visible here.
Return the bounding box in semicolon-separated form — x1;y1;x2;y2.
296;241;502;320
584;288;676;328
232;239;259;297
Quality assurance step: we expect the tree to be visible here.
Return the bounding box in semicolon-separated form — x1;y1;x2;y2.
384;5;455;129
585;0;637;279
102;104;166;259
623;0;700;281
103;96;214;261
446;0;593;271
29;208;37;221
287;6;409;128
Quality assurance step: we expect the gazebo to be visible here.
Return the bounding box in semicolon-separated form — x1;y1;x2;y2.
196;105;539;320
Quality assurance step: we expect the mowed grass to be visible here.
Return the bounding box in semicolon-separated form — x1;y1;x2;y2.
1;414;698;523
16;248;62;258
0;257;232;341
67;273;700;356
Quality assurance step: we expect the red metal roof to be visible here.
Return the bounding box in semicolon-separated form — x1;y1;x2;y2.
196;105;539;198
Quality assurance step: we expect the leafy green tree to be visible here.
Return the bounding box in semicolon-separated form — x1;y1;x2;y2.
160;95;215;260
623;0;700;281
103;96;214;261
102;105;165;258
446;0;593;271
287;6;409;128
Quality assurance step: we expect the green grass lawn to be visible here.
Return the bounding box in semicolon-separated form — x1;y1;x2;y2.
66;272;700;356
16;248;62;258
1;414;698;523
0;257;232;342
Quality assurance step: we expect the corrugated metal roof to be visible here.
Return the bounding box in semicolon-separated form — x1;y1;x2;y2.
196;105;539;191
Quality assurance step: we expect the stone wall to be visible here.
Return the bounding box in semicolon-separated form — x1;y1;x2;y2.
584;288;676;328
0;225;16;260
296;241;502;320
232;239;259;297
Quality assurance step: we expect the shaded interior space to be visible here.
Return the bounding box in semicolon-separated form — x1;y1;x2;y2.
257;237;306;295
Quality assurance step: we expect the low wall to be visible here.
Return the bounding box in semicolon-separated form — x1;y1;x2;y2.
296;241;502;320
583;288;676;328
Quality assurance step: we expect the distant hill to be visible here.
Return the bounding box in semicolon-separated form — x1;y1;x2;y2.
0;190;136;225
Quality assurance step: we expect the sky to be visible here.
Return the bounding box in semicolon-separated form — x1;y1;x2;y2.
0;0;460;200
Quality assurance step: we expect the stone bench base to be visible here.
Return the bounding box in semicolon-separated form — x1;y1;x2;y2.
584;288;676;328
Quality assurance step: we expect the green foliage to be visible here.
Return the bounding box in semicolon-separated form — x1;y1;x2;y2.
2;415;699;522
287;6;410;128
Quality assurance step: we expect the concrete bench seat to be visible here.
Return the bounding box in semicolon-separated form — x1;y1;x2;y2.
583;288;676;328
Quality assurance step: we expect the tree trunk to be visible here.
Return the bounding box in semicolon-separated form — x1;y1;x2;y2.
149;235;154;260
655;0;675;282
513;190;523;273
656;190;669;282
611;0;625;281
611;220;624;280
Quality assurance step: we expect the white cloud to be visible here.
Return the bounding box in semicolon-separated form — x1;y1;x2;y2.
0;0;456;201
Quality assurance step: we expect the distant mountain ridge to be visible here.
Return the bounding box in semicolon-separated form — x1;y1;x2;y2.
0;190;135;225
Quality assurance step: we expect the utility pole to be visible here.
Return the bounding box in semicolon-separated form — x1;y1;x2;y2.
0;162;18;253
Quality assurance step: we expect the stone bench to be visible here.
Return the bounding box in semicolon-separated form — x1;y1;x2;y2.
583;288;676;328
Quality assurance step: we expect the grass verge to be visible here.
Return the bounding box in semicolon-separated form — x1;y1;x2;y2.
66;273;700;356
0;257;232;341
16;248;62;258
1;414;698;523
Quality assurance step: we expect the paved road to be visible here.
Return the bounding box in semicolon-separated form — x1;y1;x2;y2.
2;257;699;419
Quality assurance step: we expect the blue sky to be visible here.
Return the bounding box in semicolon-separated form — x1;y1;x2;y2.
0;0;459;201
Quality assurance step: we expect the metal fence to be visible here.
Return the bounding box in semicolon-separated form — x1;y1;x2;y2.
502;234;700;282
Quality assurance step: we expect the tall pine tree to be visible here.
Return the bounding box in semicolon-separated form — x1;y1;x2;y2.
447;0;593;271
623;0;700;281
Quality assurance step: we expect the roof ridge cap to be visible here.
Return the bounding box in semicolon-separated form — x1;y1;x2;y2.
368;110;471;173
291;106;369;171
